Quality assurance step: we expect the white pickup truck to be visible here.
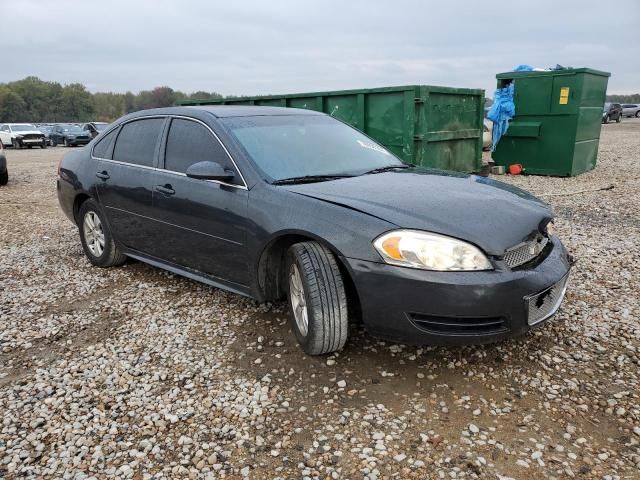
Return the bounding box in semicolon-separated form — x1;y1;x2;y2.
0;123;47;149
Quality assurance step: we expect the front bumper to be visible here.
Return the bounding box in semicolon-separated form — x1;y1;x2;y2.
16;137;45;147
65;137;90;146
344;237;572;346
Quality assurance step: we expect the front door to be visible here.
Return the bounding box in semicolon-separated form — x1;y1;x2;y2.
94;117;166;254
0;126;10;145
148;117;249;288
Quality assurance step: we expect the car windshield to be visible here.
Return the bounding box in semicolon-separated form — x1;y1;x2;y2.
11;124;37;131
63;125;84;133
222;115;404;181
95;123;108;131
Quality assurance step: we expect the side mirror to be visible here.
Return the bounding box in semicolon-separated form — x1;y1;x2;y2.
186;161;235;182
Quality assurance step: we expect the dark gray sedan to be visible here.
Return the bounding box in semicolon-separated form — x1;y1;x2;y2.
57;106;571;355
0;140;7;185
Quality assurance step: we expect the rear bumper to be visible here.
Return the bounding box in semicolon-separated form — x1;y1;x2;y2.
344;237;572;346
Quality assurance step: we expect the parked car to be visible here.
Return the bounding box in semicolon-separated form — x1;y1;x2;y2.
0;123;47;149
621;104;640;118
50;124;91;147
38;125;55;146
602;103;623;123
0;139;7;185
57;106;572;355
483;119;492;150
82;122;110;139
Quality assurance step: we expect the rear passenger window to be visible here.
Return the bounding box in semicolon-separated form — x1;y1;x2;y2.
92;128;118;159
164;118;237;182
113;118;164;167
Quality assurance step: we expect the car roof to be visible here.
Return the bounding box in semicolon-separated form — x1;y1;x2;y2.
127;105;325;119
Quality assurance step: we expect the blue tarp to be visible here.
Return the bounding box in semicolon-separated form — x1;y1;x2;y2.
487;83;515;151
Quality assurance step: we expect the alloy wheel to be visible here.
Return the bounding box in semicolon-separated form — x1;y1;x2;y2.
289;263;309;336
83;211;105;257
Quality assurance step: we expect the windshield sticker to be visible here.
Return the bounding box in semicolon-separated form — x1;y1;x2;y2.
357;140;390;155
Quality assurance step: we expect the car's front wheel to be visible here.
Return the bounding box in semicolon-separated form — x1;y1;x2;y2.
616;114;622;123
285;241;348;355
64;138;69;147
78;199;126;267
636;111;640;118
12;139;21;149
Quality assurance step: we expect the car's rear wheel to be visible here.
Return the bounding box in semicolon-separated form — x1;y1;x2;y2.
636;111;640;118
78;199;126;267
285;241;348;355
0;169;8;186
51;138;57;147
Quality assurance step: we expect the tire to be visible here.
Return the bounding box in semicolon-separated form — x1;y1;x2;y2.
616;114;622;123
0;169;7;186
51;138;57;147
285;241;348;355
41;141;47;149
12;139;21;149
78;199;126;267
636;111;640;118
603;115;609;124
64;138;69;147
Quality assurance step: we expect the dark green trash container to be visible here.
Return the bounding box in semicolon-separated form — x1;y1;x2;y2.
492;68;610;176
181;85;485;173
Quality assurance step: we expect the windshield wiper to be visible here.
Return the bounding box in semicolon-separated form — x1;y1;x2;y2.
361;164;411;175
272;174;354;185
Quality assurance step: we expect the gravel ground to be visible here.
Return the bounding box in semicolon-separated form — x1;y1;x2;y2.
1;120;639;479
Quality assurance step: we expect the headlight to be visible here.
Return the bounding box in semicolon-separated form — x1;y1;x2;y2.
374;230;493;271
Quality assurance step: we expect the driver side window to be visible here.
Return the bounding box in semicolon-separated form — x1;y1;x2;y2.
164;118;239;183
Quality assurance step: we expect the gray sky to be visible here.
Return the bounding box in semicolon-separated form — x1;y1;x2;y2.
3;0;639;96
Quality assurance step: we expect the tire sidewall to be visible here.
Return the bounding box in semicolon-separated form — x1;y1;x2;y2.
285;249;316;349
78;200;116;266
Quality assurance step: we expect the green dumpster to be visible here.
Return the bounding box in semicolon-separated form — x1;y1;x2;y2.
180;85;485;172
492;68;610;176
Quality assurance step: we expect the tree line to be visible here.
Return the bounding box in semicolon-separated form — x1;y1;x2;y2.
606;94;640;103
1;76;638;124
0;77;223;123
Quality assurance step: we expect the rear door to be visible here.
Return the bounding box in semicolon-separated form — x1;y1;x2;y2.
147;117;249;287
94;117;166;254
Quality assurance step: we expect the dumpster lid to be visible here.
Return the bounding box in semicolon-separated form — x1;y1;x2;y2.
496;67;610;79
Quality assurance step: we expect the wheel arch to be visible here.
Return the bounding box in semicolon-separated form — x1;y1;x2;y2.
255;230;362;320
73;193;92;225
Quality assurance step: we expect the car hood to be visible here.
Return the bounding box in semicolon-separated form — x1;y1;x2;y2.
14;130;43;135
284;168;553;255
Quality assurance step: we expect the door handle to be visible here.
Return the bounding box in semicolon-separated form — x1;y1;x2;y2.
155;184;175;196
96;171;110;180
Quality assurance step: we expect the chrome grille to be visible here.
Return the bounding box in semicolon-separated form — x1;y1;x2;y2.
503;235;548;268
526;274;569;326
